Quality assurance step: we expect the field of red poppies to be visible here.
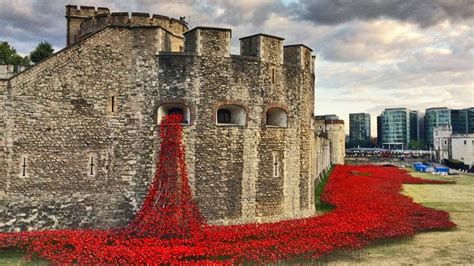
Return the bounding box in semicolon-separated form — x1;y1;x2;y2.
0;116;456;264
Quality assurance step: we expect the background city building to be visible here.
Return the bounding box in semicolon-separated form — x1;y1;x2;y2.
433;125;474;167
425;107;451;148
349;113;371;145
315;114;339;121
378;108;418;150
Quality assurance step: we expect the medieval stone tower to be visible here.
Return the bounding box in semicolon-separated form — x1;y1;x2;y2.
0;5;326;231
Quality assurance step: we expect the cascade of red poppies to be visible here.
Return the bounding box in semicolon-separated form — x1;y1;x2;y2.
0;152;457;263
126;114;203;238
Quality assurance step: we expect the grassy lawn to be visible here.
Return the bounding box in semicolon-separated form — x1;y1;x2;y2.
316;168;474;265
2;167;472;265
0;249;46;265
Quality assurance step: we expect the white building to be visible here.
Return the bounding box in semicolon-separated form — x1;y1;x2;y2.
433;125;474;166
451;134;474;166
433;125;452;162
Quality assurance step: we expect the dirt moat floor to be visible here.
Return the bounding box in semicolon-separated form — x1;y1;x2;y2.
1;167;473;265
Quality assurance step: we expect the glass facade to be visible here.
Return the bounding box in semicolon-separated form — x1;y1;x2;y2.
380;108;411;149
349;113;371;142
409;111;419;142
451;109;468;134
424;107;451;147
469;108;474;133
377;115;382;147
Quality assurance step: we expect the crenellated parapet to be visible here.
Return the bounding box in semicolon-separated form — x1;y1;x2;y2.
284;44;314;71
184;27;231;57
66;6;188;47
240;34;284;65
182;28;314;72
65;5;110;46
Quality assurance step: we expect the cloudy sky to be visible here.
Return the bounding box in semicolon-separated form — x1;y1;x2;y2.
1;0;473;135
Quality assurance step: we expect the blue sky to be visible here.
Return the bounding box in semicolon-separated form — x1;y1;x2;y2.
1;0;473;135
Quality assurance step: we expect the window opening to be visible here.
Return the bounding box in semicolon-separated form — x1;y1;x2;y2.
90;156;95;176
217;109;232;124
22;157;27;177
111;96;115;113
273;152;280;177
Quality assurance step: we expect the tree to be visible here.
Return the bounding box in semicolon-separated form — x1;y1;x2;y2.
29;41;54;64
409;139;425;150
0;41;30;65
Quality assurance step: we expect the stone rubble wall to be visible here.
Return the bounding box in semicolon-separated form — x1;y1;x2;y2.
0;27;162;231
0;22;323;231
0;80;7;201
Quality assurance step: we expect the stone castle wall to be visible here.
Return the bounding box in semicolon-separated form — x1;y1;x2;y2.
0;80;7;201
324;120;346;165
0;7;320;231
0;26;166;231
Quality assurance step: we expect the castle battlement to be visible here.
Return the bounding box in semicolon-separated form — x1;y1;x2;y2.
66;6;314;70
66;5;110;18
66;6;188;47
183;27;314;70
0;5;326;231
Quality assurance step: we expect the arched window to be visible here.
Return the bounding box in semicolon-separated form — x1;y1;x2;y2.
157;103;190;125
216;105;246;126
266;107;288;128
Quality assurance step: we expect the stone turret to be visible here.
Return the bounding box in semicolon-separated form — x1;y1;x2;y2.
66;6;188;47
65;5;110;46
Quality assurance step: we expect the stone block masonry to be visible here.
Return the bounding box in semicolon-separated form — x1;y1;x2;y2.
0;5;325;232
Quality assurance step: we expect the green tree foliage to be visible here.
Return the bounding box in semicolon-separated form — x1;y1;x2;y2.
408;139;425;150
29;41;54;64
0;41;30;66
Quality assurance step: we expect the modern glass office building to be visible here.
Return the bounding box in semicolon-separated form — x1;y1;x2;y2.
349;113;371;143
468;108;474;133
451;108;468;134
425;107;451;147
379;108;417;149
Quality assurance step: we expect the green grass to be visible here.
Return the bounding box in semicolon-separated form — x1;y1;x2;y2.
0;248;47;265
315;166;335;214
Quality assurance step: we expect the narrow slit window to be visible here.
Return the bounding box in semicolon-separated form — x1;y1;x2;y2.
272;152;280;177
271;68;275;84
22;157;27;177
111;96;115;113
89;156;95;176
107;94;118;115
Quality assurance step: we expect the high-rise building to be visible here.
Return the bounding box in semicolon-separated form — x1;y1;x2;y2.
349;113;371;143
425;107;451;147
451;108;469;134
377;115;382;147
409;110;419;142
468;108;474;133
315;114;339;121
379;108;418;150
